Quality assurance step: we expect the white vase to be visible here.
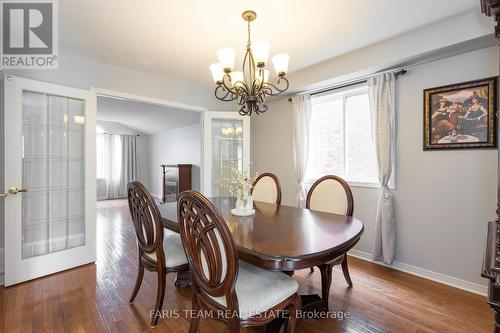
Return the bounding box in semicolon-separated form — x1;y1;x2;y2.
235;192;245;212
245;194;253;211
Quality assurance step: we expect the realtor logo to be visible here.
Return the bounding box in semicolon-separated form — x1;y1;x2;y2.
1;0;58;69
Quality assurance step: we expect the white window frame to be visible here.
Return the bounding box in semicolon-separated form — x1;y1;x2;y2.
305;84;395;189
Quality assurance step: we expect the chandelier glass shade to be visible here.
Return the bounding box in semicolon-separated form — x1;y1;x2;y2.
210;10;290;116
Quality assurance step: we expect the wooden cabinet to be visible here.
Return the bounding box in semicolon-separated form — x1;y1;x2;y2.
161;164;192;203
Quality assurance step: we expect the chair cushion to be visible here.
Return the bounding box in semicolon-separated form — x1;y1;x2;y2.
144;232;188;268
209;260;298;319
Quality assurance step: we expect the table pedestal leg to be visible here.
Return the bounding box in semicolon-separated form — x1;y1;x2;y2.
266;264;333;333
301;263;332;313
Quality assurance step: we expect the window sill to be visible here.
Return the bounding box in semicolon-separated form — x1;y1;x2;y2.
347;181;380;189
303;178;393;190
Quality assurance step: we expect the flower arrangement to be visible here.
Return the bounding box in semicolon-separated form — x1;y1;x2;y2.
219;166;258;215
219;166;257;199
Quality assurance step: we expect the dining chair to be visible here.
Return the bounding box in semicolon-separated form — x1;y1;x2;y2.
251;172;282;204
178;190;301;333
127;181;189;328
306;175;354;287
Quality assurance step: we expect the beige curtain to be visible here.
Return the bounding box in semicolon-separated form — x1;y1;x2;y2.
102;134;122;199
99;134;138;199
368;73;396;264
291;94;312;208
118;135;138;197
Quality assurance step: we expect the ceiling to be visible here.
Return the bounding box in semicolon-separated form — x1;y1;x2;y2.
97;97;200;135
60;0;478;89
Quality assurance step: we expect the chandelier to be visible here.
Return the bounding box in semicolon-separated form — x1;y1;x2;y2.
209;10;290;116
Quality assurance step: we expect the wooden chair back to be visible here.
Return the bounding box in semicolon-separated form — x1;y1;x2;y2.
251;172;282;205
127;181;164;257
306;175;354;216
178;191;239;301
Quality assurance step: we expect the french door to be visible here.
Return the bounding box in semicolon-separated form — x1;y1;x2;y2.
3;75;96;286
203;111;250;196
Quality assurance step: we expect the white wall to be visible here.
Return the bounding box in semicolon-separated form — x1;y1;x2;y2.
96;120;152;190
3;50;212;109
252;46;498;292
149;123;202;198
96;119;143;135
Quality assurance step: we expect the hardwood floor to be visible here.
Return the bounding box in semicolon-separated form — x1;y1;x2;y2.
0;199;492;332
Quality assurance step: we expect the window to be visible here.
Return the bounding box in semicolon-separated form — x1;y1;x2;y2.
306;84;379;186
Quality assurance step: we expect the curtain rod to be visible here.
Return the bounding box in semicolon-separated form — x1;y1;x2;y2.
101;132;141;136
288;68;407;102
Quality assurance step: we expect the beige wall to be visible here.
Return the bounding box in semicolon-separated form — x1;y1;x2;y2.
251;46;499;289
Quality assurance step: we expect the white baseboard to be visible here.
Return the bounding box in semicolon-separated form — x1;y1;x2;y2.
348;249;487;296
0;247;4;285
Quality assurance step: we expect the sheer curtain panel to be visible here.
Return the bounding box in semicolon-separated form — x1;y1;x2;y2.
368;73;396;264
291;94;312;208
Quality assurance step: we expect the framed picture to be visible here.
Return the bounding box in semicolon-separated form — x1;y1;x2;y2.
423;77;497;150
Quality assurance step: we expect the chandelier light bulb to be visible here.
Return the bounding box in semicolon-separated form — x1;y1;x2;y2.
209;63;224;83
217;47;236;72
252;41;270;67
272;53;290;76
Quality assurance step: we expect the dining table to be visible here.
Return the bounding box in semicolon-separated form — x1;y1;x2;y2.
158;196;364;315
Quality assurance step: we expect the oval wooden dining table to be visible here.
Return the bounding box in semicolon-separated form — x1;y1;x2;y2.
158;197;364;316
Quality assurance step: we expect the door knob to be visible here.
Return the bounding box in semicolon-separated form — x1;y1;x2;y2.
8;187;28;195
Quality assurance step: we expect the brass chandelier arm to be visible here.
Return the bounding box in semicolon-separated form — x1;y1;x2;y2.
214;85;237;101
253;68;266;93
242;40;258;96
214;73;250;102
261;77;290;96
238;101;268;116
222;73;250;96
256;102;268;113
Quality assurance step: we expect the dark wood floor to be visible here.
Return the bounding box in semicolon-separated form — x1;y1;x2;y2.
0;199;492;332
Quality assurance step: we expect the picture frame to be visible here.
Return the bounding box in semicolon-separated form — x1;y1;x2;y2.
423;77;497;150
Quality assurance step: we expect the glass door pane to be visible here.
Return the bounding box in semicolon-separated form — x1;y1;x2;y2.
210;118;244;196
22;91;86;259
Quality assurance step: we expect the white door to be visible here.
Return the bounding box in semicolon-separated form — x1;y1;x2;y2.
3;75;96;286
203;112;250;196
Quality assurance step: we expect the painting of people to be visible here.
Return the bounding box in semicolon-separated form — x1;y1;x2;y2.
424;77;497;149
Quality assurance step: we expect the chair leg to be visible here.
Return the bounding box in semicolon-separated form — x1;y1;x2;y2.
151;269;166;328
285;294;302;333
341;255;353;288
227;318;240;333
318;263;333;312
188;295;200;333
129;261;144;304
